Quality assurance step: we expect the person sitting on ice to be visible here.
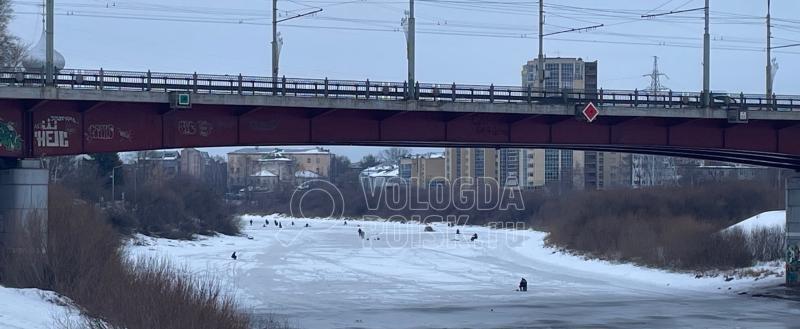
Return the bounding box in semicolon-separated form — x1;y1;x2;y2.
470;233;478;242
305;223;310;228
231;252;237;260
291;221;295;226
344;220;348;226
456;229;460;235
519;278;527;292
279;223;283;228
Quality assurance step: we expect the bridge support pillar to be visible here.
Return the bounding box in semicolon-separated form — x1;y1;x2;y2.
0;159;48;261
786;175;800;286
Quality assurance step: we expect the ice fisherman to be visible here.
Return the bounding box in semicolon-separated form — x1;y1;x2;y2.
231;252;237;260
519;278;527;292
470;233;478;242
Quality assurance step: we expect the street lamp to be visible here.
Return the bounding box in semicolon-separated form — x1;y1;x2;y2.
111;165;123;202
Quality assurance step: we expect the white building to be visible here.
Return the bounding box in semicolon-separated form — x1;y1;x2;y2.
360;165;400;189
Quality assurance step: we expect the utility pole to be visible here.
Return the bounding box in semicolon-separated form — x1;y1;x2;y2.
270;1;320;94
45;0;54;86
702;0;710;108
535;0;601;91
537;0;544;89
407;0;416;100
641;4;710;107
272;0;278;93
766;0;772;102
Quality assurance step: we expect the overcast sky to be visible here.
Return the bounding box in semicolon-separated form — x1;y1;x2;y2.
8;0;800;160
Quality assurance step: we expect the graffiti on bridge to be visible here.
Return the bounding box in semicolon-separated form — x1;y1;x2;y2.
787;244;800;285
0;119;22;152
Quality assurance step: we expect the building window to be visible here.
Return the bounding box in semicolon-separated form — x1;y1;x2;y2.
561;63;574;90
474;149;485;177
545;149;560;183
575;63;584;80
545;63;559;91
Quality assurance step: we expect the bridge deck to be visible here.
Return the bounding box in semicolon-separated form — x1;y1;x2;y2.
1;68;799;113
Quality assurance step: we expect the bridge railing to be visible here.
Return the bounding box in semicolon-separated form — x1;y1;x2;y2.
1;67;798;111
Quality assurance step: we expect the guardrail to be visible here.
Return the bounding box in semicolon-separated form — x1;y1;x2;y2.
1;68;798;111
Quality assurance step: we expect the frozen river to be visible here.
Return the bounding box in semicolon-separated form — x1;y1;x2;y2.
130;216;799;329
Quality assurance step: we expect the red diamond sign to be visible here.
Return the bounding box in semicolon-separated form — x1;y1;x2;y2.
582;102;599;122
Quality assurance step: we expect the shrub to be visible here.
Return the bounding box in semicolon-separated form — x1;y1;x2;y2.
134;175;240;239
2;185;255;329
538;181;782;271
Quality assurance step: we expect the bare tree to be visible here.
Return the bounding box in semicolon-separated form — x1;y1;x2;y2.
379;147;411;165
0;0;24;67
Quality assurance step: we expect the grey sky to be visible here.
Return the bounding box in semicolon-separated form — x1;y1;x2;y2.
8;0;799;160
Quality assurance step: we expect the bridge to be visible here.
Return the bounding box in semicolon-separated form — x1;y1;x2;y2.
0;68;800;169
1;67;800;286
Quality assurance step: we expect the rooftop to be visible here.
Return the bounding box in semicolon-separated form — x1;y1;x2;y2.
229;147;331;155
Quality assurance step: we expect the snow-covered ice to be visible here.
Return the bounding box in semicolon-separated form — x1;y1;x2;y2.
127;214;798;329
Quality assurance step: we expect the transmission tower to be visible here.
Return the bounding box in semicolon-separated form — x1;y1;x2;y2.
643;56;669;93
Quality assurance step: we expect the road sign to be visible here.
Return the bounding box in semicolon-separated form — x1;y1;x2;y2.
582;102;599;122
178;93;190;106
169;91;192;109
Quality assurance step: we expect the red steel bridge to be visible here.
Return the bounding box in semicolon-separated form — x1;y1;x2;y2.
1;68;800;168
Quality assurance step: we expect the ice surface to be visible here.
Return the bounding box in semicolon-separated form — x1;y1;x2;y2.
126;214;796;329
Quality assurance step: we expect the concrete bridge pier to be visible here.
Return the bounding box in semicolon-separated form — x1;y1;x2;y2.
0;159;48;256
787;175;800;286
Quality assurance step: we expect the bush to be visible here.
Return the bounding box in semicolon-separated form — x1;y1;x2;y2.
538;181;783;271
1;185;256;329
135;175;240;239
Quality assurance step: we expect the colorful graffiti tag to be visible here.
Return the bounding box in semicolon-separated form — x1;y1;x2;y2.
0;119;22;151
787;244;800;285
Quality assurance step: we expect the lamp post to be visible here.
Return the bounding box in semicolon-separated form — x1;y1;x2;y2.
111;165;123;202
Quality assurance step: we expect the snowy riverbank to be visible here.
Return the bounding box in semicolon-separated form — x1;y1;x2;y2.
0;287;84;329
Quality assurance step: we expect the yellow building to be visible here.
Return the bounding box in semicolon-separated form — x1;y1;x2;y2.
399;153;445;186
227;147;332;191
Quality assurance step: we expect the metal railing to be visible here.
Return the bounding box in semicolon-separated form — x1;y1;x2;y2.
1;67;798;111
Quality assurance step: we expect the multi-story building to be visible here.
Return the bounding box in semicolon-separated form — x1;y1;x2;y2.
584;151;632;190
521;57;598;92
399;153;445;187
138;150;181;178
444;148;498;184
227;147;332;191
631;154;679;188
178;148;227;194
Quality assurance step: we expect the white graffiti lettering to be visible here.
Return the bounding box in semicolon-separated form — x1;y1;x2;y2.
35;115;77;148
35;130;69;147
178;120;213;137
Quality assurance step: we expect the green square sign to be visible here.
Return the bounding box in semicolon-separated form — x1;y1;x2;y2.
178;93;190;106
